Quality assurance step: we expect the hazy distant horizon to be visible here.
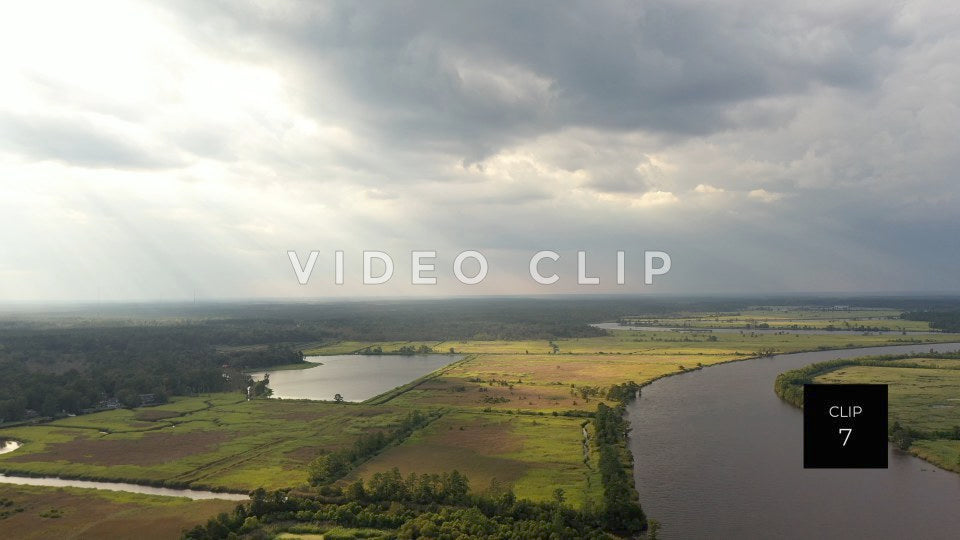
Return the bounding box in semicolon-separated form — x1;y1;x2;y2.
3;291;960;311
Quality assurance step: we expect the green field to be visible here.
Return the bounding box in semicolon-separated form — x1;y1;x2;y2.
0;394;412;491
813;360;960;471
619;308;932;331
346;410;604;508
307;331;955;362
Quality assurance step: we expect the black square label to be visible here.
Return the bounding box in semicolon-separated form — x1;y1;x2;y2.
803;384;888;468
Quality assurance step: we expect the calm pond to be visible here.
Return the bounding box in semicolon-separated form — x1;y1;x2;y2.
249;354;464;402
627;342;960;539
0;440;20;455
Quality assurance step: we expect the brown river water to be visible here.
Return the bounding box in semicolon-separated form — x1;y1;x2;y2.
627;342;960;539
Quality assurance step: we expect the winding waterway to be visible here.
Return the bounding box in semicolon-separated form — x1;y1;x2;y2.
626;342;960;539
1;439;245;499
0;473;247;500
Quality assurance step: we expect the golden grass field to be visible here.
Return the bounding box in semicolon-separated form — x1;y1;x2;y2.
621;308;933;331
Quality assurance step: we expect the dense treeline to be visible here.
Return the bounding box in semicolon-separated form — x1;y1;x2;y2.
774;352;960;407
217;346;304;369
344;468;470;505
0;324;303;422
593;403;646;534
903;310;960;333
308;410;435;485
11;295;960;342
183;476;614;539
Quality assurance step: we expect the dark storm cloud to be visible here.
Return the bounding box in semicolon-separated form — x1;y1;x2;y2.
172;0;904;160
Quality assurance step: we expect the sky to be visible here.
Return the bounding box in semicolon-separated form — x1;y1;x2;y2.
0;0;958;301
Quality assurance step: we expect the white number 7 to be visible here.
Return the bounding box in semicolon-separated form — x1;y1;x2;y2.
839;428;853;446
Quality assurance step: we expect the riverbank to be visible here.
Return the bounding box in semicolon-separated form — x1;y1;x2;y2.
627;342;960;539
244;361;322;372
774;350;960;474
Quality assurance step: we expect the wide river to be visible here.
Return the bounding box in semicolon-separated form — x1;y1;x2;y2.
248;354;464;402
627;342;960;539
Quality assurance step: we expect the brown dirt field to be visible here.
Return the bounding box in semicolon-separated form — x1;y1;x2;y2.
432;419;524;454
0;484;234;540
7;430;234;467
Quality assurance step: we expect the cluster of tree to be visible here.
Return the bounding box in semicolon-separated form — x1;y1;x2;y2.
308;410;434;485
593;403;646;534
397;344;434;355
890;421;916;450
183;477;616;540
886;421;960;447
606;381;641;404
902;310;960;333
218;345;304;369
362;344;434;355
571;385;601;401
341;468;470;505
248;376;272;399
